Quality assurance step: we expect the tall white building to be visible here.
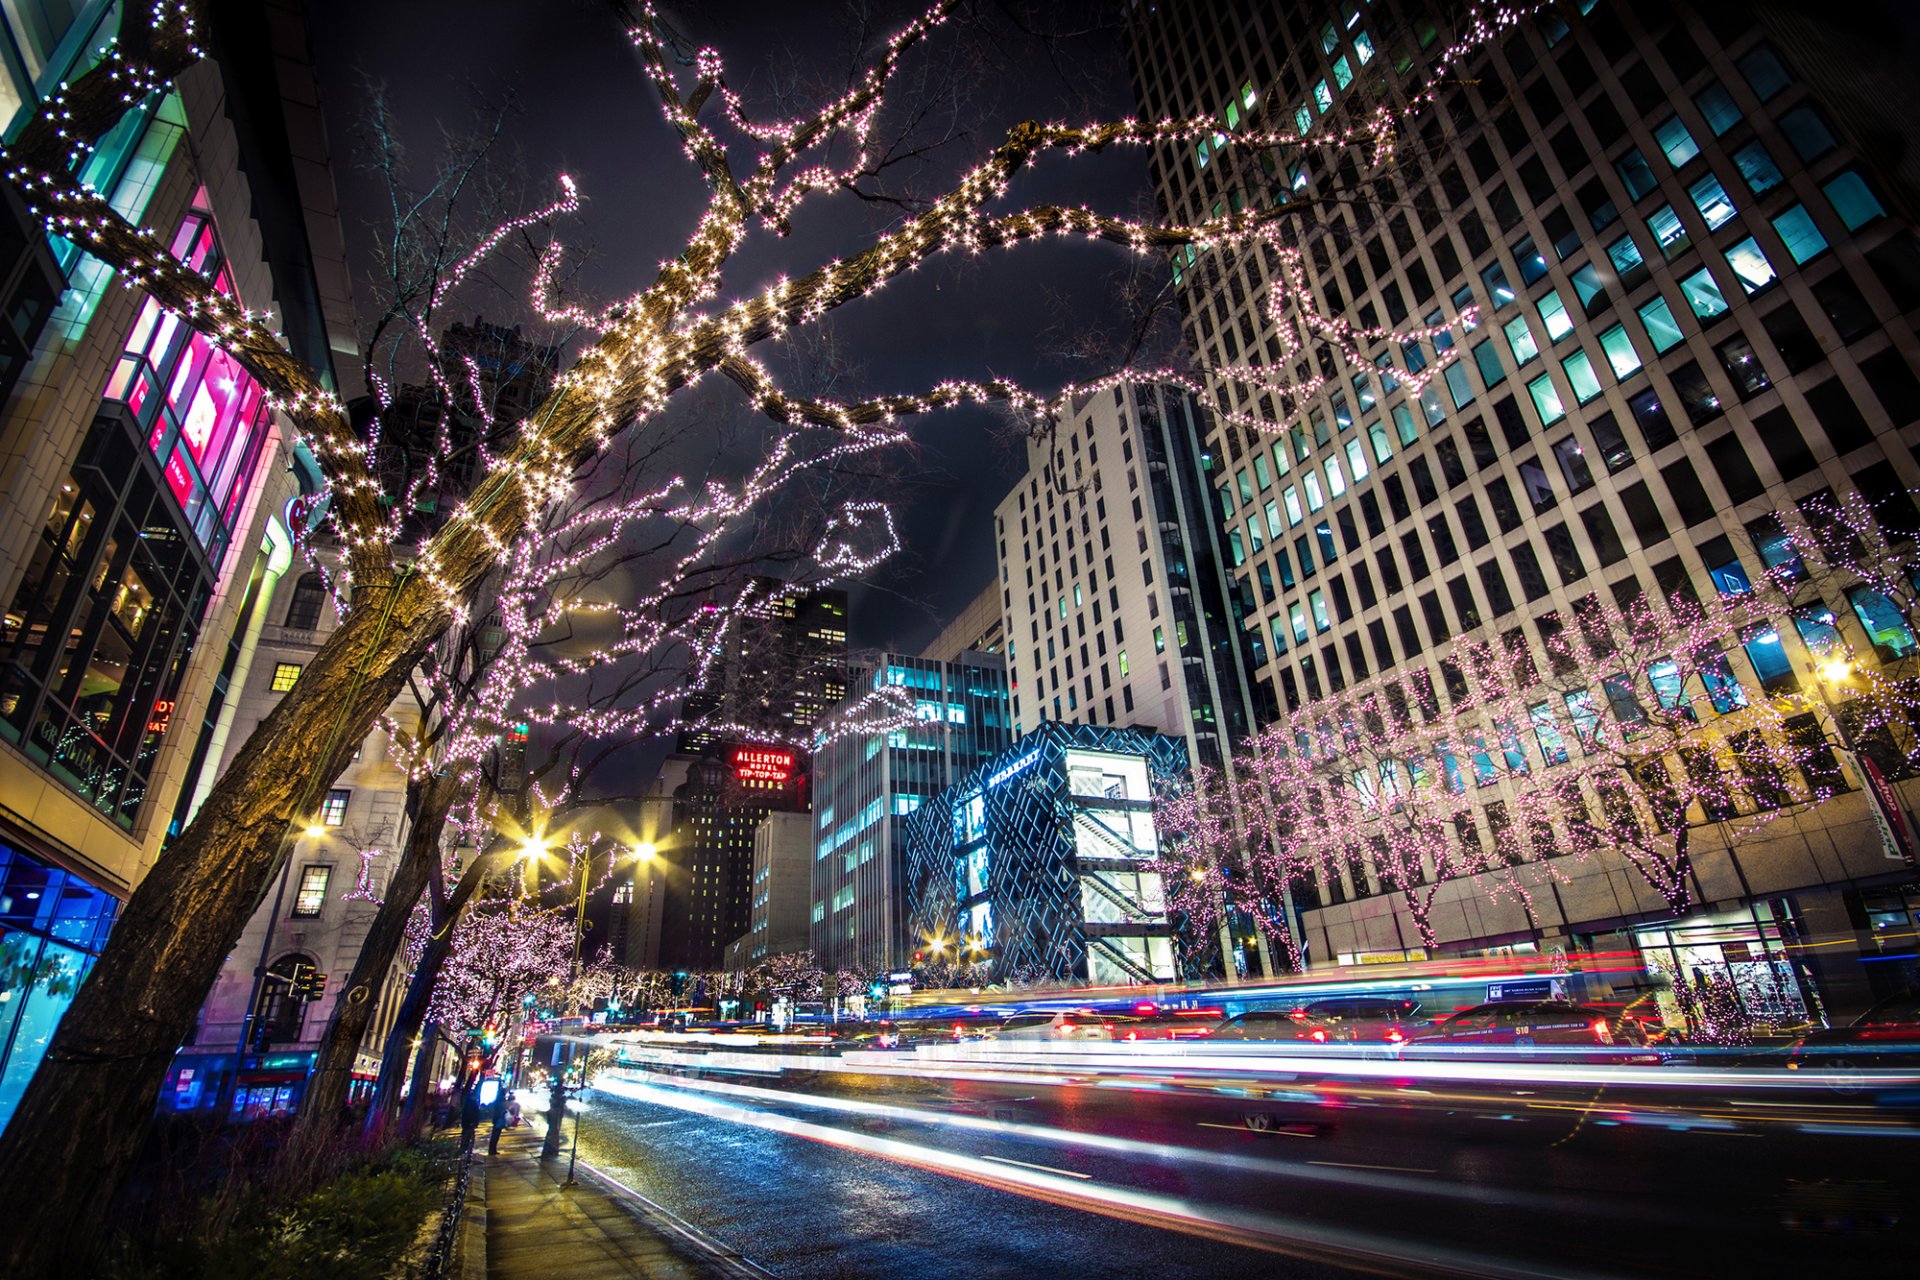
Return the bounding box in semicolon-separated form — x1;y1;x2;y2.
995;384;1265;777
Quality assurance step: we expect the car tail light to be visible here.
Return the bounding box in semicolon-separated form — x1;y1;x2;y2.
1385;1029;1405;1043
1310;1028;1329;1042
1103;1023;1116;1033
1590;1020;1614;1044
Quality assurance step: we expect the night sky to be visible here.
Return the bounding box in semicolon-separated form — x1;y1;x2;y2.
308;0;1156;654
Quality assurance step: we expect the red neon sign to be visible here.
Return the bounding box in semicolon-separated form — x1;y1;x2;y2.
731;745;795;784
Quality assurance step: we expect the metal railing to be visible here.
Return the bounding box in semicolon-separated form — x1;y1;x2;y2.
418;1134;476;1279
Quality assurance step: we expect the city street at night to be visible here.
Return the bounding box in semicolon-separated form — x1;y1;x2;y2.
10;0;1920;1275
523;1038;1920;1279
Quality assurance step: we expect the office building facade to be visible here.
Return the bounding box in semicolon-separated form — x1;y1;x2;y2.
1127;0;1920;1001
811;652;1012;973
996;384;1266;774
904;721;1185;986
722;810;813;970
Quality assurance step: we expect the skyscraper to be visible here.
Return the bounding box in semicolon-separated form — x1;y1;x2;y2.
995;383;1266;773
1127;0;1920;991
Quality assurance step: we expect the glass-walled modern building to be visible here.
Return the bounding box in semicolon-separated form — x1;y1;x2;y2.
812;652;1011;972
1127;0;1920;1005
904;722;1185;987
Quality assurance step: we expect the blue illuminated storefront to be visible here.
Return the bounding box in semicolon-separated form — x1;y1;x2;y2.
0;841;120;1134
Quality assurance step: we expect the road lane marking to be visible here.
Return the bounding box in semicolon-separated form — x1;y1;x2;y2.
1196;1121;1314;1137
1310;1161;1436;1174
980;1154;1094;1179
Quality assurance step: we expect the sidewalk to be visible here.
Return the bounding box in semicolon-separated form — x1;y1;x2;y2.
472;1123;761;1279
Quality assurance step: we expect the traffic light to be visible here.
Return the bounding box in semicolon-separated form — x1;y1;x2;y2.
286;961;315;1001
912;951;924;964
306;972;328;1004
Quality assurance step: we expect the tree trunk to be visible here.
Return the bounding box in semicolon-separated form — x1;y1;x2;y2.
0;572;451;1276
369;921;455;1127
291;771;458;1148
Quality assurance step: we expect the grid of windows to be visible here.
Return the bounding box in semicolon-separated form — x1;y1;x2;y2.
1129;0;1920;911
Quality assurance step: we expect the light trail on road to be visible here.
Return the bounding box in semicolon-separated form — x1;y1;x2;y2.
589;1070;1629;1280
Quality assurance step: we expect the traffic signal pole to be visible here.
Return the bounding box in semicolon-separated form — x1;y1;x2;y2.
216;851;296;1119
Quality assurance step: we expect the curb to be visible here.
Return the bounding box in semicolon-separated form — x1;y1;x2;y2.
456;1152;488;1280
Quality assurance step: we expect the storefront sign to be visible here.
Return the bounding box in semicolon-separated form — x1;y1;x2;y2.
1860;756;1915;863
1486;978;1565;1003
986;748;1041;789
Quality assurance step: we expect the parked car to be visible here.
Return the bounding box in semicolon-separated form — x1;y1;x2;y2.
1402;1000;1662;1063
1292;997;1427;1045
1787;991;1920;1069
997;1010;1115;1042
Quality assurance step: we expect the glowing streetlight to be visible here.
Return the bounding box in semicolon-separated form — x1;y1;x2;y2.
303;823;327;839
1819;657;1853;685
517;833;552;862
632;841;658;862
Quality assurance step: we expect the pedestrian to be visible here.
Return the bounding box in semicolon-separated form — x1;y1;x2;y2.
459;1082;481;1150
506;1092;522;1128
487;1080;510;1155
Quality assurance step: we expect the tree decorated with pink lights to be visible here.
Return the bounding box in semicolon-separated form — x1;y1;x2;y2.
0;0;1564;1255
419;900;573;1063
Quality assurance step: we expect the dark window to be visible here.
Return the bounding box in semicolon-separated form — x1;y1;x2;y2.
1581;503;1628;566
1486;475;1523;532
1449;576;1483;630
1427;514;1459;562
1627;388;1676;451
1661;457;1715;527
1394;604;1423;657
1704;432;1767;505
1617;480;1671;547
284;573;326;630
1420;590;1452;642
1493;396;1531;449
1376;548;1404;595
1802;377;1874;455
1457;496;1490;550
1543;523;1587;584
1408;456;1439;505
1512;542;1551;601
1383;474;1412;521
1479;560;1515;618
1750;406;1820;482
1402;531;1432;582
1518;456;1557;510
1588;411;1633;473
1760;304;1824;374
1813;272;1877;343
1859;348;1920;427
1667;361;1725;425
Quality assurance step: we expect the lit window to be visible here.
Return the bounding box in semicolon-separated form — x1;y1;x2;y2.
1314;79;1332;112
1290;603;1310;644
1118;649;1130;676
1368;420;1394;464
1646;204;1689;260
1616;148;1658;200
1345;437;1371;482
271;663;302;692
1537;290;1574;342
292;865;330;917
1724;237;1778;294
1504;315;1539;365
1636;296;1686;352
1570;262;1606;312
321;788;349;826
1563;350;1604;404
1730;140;1784;195
1153;626;1166;653
1309;589;1331;632
1693;84;1742;136
1677;267;1729;321
1528;373;1567;426
1324;456;1347;498
1473;339;1507;388
1653;116;1699;167
1770;205;1829;265
1687;174;1737;231
1607;233;1646;281
1598;324;1643;378
1332;55;1353;90
1823;171;1886;232
1303;471;1326;512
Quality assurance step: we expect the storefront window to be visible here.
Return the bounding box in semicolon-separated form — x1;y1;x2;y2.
102;192;270;564
0;844;119;1135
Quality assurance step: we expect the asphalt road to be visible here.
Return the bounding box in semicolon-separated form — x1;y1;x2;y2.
553;1056;1919;1280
